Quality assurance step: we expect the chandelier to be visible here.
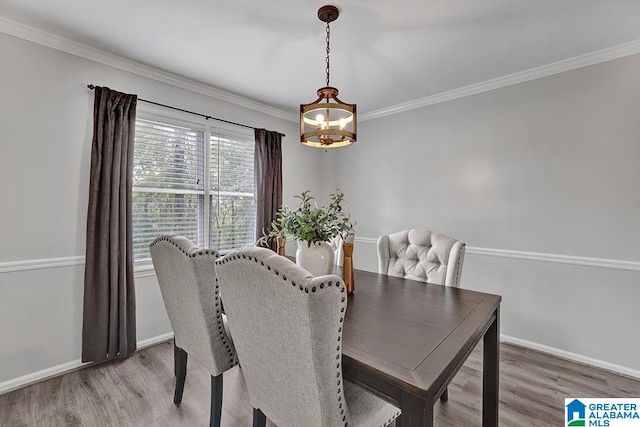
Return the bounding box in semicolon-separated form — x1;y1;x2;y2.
300;5;356;149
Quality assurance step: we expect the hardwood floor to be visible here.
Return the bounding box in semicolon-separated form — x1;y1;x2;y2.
2;341;639;426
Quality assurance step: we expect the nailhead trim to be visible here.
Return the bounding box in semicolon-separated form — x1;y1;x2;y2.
149;234;220;259
215;277;237;367
216;248;350;425
453;243;466;288
382;409;402;427
150;234;237;369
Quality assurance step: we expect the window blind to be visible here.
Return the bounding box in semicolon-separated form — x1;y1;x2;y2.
132;119;205;261
210;130;256;252
132;118;255;262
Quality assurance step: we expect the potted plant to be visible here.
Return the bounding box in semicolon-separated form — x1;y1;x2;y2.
258;189;354;276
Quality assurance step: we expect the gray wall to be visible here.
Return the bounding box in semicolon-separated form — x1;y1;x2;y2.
0;32;321;386
2;29;639;388
324;53;640;373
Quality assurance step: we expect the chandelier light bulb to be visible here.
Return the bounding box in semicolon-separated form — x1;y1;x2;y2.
315;114;325;126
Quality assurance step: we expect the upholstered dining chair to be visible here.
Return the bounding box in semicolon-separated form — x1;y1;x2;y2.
149;234;236;427
215;247;401;427
377;228;466;402
377;228;466;288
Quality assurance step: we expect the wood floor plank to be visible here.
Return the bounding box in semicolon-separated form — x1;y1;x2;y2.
2;340;639;426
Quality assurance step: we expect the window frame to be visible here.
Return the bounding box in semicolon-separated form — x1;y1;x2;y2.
133;107;255;273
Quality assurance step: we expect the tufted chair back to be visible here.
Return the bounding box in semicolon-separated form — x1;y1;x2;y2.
215;247;400;427
377;229;466;288
149;234;236;376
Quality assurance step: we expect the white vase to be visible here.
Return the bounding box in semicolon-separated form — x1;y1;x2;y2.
296;241;335;276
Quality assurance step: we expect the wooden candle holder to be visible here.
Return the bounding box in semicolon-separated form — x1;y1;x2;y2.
276;236;286;256
343;242;355;294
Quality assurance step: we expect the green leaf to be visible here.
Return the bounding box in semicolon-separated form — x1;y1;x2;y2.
256;189;355;246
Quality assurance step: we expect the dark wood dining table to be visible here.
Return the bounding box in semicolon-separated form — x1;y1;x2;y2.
341;268;501;427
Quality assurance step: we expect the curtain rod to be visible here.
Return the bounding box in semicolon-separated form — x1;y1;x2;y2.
87;84;285;137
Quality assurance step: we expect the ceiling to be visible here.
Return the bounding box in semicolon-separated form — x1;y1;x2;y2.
2;0;640;117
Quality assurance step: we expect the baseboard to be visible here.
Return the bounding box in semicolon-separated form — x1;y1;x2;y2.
1;330;637;395
501;334;640;380
0;359;90;396
137;332;174;350
0;332;174;395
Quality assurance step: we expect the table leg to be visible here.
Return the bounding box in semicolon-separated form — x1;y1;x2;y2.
483;307;500;427
397;390;433;427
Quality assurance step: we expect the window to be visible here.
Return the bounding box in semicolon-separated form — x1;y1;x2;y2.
132;117;255;263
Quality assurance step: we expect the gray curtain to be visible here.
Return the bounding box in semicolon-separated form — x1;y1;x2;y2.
82;86;137;363
255;129;283;251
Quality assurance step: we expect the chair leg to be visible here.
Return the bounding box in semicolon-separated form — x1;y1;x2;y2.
174;346;188;406
173;341;179;376
252;408;266;427
440;387;449;402
210;374;223;427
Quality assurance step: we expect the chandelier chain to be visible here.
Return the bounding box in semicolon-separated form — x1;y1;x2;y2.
325;21;331;87
300;6;356;148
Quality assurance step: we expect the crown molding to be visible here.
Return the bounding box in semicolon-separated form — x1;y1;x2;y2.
0;16;297;123
3;15;640;126
360;38;640;121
